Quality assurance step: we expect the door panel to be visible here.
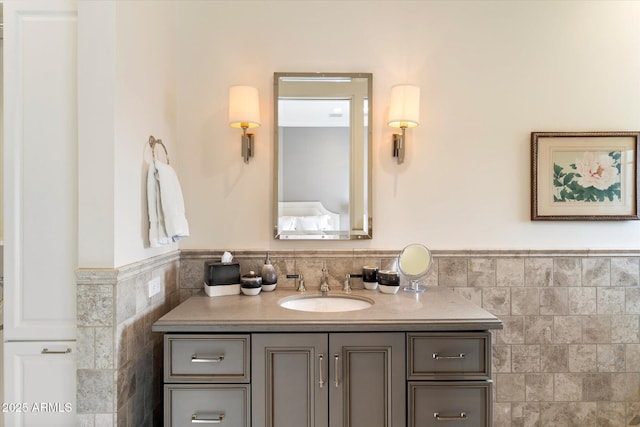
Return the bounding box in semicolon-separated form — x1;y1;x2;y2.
3;0;77;341
329;333;405;427
4;341;77;427
252;333;329;427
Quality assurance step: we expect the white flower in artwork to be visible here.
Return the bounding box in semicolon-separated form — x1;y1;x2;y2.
574;152;620;190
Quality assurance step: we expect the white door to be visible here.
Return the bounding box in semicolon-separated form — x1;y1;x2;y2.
3;0;78;341
4;341;77;427
3;1;78;425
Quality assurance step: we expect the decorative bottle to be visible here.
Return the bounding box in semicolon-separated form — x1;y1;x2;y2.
260;252;278;291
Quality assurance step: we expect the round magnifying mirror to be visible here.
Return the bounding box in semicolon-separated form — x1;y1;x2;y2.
398;244;432;293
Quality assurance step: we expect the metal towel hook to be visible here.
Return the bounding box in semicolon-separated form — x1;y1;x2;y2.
148;135;170;164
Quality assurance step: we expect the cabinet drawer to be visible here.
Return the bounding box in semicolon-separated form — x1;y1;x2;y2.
165;384;250;427
408;381;491;427
407;332;490;380
165;334;250;383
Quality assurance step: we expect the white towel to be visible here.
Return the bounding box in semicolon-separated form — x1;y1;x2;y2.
147;159;189;247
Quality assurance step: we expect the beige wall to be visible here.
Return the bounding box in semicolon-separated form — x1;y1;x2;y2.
173;0;640;251
78;1;178;268
77;1;640;266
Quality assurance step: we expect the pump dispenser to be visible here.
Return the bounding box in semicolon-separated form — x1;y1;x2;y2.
261;252;278;291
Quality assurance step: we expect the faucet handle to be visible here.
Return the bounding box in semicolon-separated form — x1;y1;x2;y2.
297;275;306;292
286;274;306;292
319;262;331;293
343;274;352;293
343;274;362;294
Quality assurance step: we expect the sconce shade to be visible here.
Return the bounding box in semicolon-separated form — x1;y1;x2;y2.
388;84;420;128
229;85;261;128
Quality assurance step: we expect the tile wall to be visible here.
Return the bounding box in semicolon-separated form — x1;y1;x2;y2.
182;249;640;427
76;251;180;427
77;249;640;427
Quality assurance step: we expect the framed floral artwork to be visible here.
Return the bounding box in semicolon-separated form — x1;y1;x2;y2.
531;131;640;220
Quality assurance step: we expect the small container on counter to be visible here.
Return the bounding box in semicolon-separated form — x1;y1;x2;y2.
204;261;241;297
240;271;262;296
260;252;278;292
362;265;379;290
377;270;400;294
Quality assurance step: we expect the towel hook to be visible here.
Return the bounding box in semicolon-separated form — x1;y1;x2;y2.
148;135;170;164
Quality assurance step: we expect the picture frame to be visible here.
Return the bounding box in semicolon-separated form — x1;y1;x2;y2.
531;131;640;221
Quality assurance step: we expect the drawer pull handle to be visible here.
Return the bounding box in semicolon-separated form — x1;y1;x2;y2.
191;354;225;363
191;413;225;424
434;412;467;421
334;353;340;387
432;352;465;360
318;354;325;389
41;348;72;355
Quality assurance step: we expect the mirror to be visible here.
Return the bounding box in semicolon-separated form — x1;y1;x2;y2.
398;244;433;293
274;72;372;240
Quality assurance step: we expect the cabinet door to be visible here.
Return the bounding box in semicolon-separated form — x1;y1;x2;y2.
3;0;77;341
3;341;77;427
252;333;328;427
329;333;405;427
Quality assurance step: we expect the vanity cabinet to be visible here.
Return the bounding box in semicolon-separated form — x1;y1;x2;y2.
407;332;492;427
162;331;492;427
154;290;502;427
252;332;405;427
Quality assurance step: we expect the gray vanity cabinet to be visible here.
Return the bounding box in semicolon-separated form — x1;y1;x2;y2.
252;332;405;427
155;288;502;427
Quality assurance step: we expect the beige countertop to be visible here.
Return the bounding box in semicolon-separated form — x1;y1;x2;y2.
152;287;502;333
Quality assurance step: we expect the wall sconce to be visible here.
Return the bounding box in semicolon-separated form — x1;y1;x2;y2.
228;85;261;163
388;84;420;165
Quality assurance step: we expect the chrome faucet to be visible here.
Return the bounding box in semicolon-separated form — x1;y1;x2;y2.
319;262;330;294
343;274;352;294
297;274;306;292
286;274;306;292
343;274;362;294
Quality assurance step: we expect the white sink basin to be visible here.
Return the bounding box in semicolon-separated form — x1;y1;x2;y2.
279;295;374;313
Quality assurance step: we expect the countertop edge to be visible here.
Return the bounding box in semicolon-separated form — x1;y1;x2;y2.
152;288;503;333
152;319;503;333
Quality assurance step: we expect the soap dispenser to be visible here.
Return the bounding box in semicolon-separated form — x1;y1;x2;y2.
260;252;278;291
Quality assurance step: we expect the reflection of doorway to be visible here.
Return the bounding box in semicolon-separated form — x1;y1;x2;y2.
279;98;351;231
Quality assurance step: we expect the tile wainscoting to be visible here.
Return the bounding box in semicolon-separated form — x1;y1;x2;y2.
76;251;181;427
76;249;640;426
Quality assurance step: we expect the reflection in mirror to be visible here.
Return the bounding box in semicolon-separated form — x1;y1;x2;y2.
398;244;432;293
274;73;372;240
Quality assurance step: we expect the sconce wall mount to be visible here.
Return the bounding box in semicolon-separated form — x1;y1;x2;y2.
229;85;261;164
388;84;420;165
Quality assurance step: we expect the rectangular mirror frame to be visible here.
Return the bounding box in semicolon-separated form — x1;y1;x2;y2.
273;72;373;240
